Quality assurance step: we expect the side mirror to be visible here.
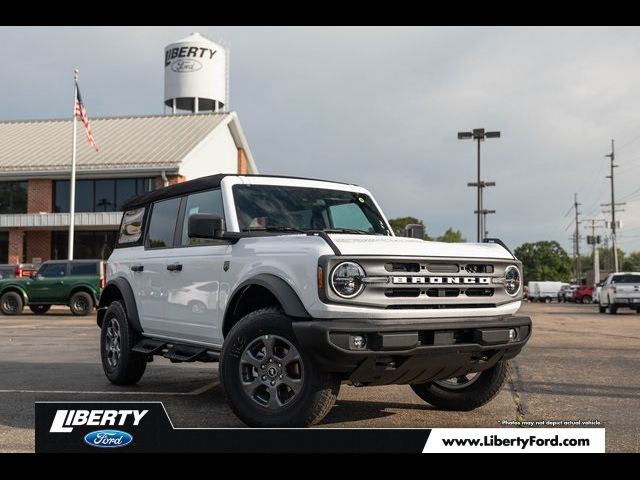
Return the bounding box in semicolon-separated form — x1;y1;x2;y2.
188;214;225;240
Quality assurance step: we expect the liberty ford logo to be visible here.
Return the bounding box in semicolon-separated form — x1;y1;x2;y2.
171;59;203;73
84;430;133;448
392;276;491;285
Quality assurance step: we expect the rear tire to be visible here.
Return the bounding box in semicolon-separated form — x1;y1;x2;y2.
69;291;93;316
544;297;552;304
100;301;147;385
0;291;23;315
29;304;51;315
598;304;606;313
581;295;592;304
220;307;340;427
411;360;510;411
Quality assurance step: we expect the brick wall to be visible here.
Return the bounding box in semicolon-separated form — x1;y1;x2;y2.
8;229;23;264
237;148;249;174
27;179;53;213
26;231;51;263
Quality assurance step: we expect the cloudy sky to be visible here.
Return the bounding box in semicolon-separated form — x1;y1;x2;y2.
1;26;640;253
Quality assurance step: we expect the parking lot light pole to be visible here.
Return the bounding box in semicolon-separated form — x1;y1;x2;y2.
458;129;501;242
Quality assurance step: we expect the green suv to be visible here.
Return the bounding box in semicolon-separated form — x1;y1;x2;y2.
0;260;104;316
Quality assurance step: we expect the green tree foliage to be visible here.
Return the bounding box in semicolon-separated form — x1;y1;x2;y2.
514;241;573;282
387;217;432;240
622;251;640;271
436;228;466;243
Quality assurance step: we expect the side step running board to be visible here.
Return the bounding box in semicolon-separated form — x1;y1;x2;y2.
132;338;220;363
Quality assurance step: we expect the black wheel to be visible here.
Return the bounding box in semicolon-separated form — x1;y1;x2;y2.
581;295;592;304
220;307;340;427
544;297;552;303
598;304;606;314
69;291;93;316
100;301;147;385
29;304;51;315
606;297;617;314
411;360;510;411
0;291;23;315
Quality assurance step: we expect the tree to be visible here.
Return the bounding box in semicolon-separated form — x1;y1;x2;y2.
436;228;465;243
514;241;573;283
623;251;640;271
387;217;432;240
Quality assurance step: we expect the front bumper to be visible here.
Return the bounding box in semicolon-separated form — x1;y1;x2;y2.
292;315;531;386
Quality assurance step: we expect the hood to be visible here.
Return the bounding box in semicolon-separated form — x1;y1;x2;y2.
328;234;514;259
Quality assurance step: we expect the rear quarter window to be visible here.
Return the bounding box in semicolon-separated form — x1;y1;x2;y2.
118;207;146;245
69;263;98;276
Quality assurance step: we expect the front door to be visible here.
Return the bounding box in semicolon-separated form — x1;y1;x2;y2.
28;262;69;302
163;189;229;346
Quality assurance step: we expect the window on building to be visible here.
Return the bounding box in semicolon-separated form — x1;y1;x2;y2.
0;232;8;263
181;189;225;247
0;182;27;214
51;231;117;260
146;198;181;249
53;178;154;213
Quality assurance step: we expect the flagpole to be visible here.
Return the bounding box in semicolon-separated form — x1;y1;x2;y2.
68;68;79;260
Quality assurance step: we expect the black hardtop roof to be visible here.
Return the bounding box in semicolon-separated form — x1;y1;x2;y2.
121;174;355;210
43;259;103;264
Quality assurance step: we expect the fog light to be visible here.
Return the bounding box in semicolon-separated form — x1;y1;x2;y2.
350;335;367;350
509;329;517;341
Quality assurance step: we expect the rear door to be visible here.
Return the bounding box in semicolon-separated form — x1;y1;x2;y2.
132;197;182;337
68;262;100;296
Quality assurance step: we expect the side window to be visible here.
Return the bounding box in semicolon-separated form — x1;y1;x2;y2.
146;197;181;249
330;203;374;232
118;208;145;245
181;189;225;247
39;263;66;278
69;263;98;276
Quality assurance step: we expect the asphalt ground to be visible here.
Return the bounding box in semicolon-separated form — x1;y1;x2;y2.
0;302;638;452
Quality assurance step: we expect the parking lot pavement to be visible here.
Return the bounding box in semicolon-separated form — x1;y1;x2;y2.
1;303;638;452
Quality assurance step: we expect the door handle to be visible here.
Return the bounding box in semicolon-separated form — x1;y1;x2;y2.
167;263;183;272
131;265;144;272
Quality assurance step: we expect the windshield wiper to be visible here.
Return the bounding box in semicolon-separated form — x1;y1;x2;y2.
321;228;371;235
242;226;307;234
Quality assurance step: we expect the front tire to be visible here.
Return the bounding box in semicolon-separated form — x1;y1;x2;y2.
0;291;23;315
29;304;51;315
100;301;147;385
411;360;510;411
69;291;94;316
220;307;340;427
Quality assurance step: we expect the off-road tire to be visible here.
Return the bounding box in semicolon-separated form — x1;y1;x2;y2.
411;360;510;411
69;291;94;316
29;304;51;315
0;291;23;315
220;307;340;427
100;301;147;385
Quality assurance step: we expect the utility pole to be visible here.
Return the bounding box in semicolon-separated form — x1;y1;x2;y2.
583;218;605;284
475;209;496;238
603;139;625;272
574;193;582;284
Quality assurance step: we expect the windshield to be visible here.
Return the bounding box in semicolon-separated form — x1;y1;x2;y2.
233;185;391;235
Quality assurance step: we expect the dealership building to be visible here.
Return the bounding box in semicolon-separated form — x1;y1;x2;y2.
0;33;257;264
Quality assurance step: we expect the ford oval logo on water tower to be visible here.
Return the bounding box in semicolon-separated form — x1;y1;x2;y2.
164;32;228;114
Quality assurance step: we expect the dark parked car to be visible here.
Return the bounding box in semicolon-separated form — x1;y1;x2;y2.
0;260;104;316
0;263;37;280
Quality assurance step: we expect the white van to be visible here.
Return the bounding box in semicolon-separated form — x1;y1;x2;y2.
528;281;564;303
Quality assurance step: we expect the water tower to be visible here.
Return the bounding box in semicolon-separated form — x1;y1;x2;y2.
164;32;228;114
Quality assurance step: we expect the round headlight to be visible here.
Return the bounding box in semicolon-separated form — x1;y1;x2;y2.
504;265;521;296
331;262;365;298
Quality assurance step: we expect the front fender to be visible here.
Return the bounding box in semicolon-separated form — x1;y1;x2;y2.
0;284;29;304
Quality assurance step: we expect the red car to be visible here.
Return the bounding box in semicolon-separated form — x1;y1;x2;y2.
573;285;594;304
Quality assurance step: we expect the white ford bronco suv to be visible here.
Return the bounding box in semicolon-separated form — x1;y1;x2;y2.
98;174;531;427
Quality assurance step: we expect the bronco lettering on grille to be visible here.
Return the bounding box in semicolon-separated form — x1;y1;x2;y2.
392;276;491;285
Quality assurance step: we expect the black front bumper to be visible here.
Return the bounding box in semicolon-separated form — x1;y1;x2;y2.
292;315;531;386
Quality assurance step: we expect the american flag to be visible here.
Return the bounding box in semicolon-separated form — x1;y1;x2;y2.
75;82;98;152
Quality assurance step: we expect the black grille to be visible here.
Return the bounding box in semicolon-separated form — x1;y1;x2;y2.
465;288;495;297
384;262;420;272
384;288;421;298
386;303;497;310
426;263;459;273
463;264;494;274
424;288;459;297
